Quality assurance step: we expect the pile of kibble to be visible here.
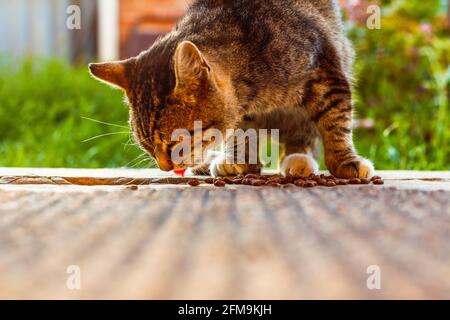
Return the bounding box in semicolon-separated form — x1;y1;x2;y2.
188;174;384;188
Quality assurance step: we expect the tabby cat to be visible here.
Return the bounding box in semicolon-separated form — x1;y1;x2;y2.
89;0;375;178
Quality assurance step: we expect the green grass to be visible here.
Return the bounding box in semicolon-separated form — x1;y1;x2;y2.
0;59;146;168
347;10;450;171
0;57;448;170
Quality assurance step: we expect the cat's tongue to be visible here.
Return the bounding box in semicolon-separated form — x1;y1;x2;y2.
173;169;187;177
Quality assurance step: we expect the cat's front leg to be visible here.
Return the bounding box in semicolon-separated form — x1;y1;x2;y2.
307;73;375;179
189;150;261;177
210;135;262;177
210;154;262;177
189;151;220;176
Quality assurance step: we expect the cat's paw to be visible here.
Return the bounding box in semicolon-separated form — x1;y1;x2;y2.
280;153;319;177
332;158;375;179
210;154;261;177
188;164;211;176
186;151;222;176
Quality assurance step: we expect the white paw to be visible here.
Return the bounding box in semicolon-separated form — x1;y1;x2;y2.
356;158;375;179
281;153;319;177
209;154;261;177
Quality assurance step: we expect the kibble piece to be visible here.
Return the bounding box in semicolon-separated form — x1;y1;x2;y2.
127;185;139;191
337;179;349;185
251;179;266;187
326;181;337;187
281;175;294;184
232;178;243;185
267;177;283;184
304;181;317;188
360;178;371;184
214;180;226;187
371;176;382;182
267;182;281;187
223;177;235;185
318;178;328;186
205;178;215;184
242;178;253;185
373;179;385;185
245;174;260;179
188;179;201;187
350;178;361;184
294;180;306;187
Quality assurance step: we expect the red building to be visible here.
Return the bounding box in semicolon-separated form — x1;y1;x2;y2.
119;0;188;58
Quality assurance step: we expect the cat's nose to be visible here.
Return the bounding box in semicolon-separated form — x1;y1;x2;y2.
155;152;174;172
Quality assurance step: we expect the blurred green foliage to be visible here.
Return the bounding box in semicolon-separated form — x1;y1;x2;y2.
0;0;448;170
346;0;449;170
0;59;145;168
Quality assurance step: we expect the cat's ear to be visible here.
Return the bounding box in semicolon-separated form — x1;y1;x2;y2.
174;41;211;87
88;59;135;90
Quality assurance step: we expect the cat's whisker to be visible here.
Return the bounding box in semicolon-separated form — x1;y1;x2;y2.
123;142;140;150
123;153;148;167
82;132;129;143
81;116;129;129
123;136;140;150
131;156;153;168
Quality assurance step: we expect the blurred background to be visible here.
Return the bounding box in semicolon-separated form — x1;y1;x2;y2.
0;0;448;170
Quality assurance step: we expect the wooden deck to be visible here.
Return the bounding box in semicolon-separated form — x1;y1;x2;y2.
0;168;449;299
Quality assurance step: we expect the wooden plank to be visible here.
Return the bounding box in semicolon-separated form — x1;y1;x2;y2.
0;169;449;299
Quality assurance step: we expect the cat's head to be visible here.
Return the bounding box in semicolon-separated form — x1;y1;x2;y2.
89;40;239;171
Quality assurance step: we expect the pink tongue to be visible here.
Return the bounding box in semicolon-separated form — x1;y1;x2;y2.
173;169;186;177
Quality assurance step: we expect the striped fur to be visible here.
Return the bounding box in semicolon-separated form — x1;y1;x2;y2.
89;0;374;178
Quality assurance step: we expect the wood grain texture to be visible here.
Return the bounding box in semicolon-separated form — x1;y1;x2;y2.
0;169;449;299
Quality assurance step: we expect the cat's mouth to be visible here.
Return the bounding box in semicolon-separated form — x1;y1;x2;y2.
169;139;219;170
153;140;216;172
157;124;223;170
154;151;175;172
150;122;225;171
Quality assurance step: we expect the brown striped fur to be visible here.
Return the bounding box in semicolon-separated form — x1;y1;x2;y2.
89;0;374;178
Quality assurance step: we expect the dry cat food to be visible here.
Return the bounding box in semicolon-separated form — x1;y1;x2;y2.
213;180;226;187
188;179;201;187
189;173;385;188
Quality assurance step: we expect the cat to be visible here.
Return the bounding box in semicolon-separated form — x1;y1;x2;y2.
89;0;375;179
